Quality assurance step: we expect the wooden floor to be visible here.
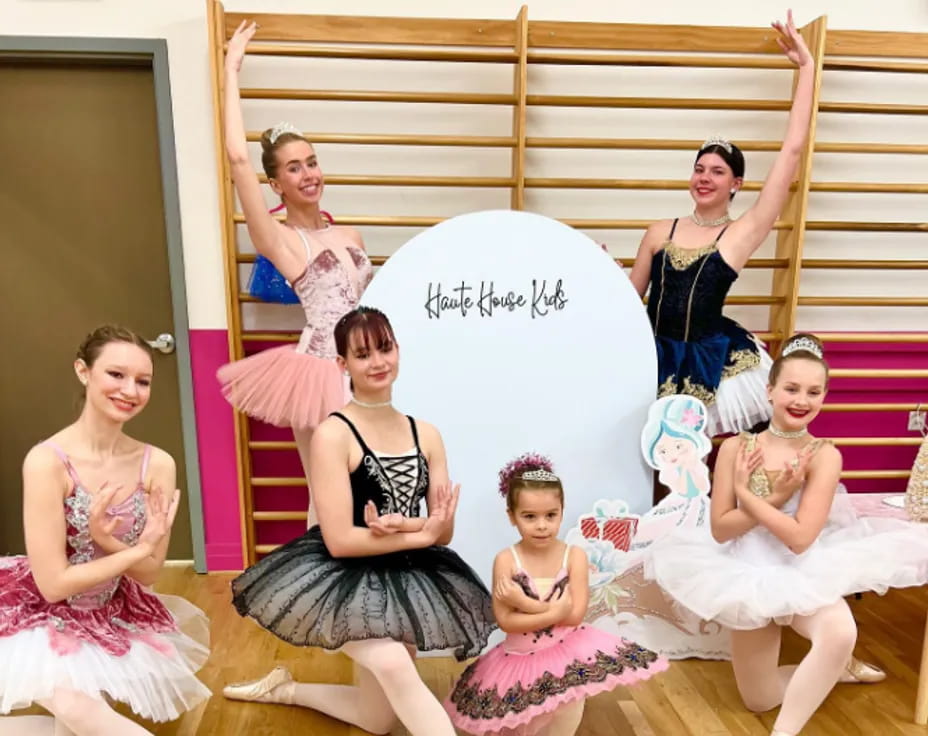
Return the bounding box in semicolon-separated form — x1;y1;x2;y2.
23;567;928;735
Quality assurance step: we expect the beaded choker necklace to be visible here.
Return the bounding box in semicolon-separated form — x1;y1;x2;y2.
768;423;808;440
691;211;731;227
351;397;392;409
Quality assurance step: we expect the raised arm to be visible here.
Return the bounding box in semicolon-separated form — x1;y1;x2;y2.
725;11;815;269
23;446;161;603
733;443;841;555
223;21;302;278
310;419;444;558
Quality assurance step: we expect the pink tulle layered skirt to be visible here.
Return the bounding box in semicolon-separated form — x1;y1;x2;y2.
445;624;667;735
0;556;209;722
217;345;348;430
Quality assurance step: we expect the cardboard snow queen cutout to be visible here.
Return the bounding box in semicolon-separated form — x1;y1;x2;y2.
570;395;731;659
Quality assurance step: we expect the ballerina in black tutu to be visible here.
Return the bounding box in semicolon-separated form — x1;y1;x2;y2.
223;306;495;736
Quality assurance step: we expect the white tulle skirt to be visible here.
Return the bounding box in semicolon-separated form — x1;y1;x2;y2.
708;348;773;436
644;490;928;630
0;594;210;722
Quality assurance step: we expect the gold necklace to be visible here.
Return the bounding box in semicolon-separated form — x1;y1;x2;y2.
691;211;731;227
769;423;809;440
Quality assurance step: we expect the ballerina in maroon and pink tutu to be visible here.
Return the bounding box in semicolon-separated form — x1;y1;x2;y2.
445;454;667;735
0;325;209;734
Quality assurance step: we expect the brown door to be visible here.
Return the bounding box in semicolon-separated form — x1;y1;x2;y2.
0;59;193;558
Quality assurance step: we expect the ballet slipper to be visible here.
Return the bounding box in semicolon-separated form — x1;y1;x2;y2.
223;665;294;703
838;656;886;684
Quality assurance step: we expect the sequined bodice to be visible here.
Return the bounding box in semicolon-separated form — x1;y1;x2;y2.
65;486;146;608
648;242;738;342
51;443;149;609
291;228;373;360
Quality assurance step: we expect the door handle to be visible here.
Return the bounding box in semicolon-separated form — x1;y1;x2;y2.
147;333;176;355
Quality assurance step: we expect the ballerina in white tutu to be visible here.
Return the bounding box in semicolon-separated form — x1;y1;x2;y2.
646;333;928;735
0;326;209;735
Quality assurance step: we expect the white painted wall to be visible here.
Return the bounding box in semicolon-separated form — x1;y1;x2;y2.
6;0;927;331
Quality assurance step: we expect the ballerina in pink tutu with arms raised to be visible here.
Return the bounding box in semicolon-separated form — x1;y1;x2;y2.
445;454;667;735
217;20;372;516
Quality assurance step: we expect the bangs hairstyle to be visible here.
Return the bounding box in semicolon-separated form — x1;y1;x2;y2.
334;306;396;358
768;333;829;387
507;474;564;513
695;142;746;189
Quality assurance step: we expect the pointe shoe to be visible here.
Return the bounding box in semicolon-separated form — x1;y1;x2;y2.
223;665;294;702
839;656;886;684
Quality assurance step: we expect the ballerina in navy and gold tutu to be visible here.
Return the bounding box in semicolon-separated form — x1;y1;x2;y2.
627;11;814;436
224;306;495;736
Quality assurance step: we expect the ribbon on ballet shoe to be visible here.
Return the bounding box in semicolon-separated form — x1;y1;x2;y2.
839;656;886;684
223;665;294;702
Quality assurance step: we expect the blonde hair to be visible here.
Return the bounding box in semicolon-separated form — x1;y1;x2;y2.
259;128;312;179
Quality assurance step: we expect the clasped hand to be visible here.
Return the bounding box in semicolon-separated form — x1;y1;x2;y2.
89;482;179;554
363;482;460;543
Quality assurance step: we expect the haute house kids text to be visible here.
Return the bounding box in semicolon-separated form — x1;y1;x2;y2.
424;279;569;320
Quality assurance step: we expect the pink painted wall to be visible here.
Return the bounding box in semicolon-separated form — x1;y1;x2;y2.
189;329;244;571
190;332;927;570
809;339;926;493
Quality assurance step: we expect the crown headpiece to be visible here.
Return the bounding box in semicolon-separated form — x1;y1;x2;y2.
268;121;303;144
700;136;732;154
498;452;557;497
782;336;823;359
520;468;559;482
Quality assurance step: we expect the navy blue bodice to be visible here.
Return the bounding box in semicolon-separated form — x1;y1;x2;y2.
644;220;763;413
647;244;738;342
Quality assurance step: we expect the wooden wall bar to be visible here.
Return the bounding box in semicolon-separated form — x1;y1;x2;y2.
208;2;928;563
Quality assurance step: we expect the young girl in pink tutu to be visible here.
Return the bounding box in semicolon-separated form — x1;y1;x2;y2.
0;326;209;734
445;454;667;735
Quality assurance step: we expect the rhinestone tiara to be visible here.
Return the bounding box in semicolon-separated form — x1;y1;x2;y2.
520;468;559;482
782;336;823;359
700;136;732;154
268;121;303;144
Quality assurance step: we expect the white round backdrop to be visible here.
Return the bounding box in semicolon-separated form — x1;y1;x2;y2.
362;210;656;587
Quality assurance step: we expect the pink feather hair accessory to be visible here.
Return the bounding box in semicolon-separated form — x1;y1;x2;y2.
498;452;556;497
